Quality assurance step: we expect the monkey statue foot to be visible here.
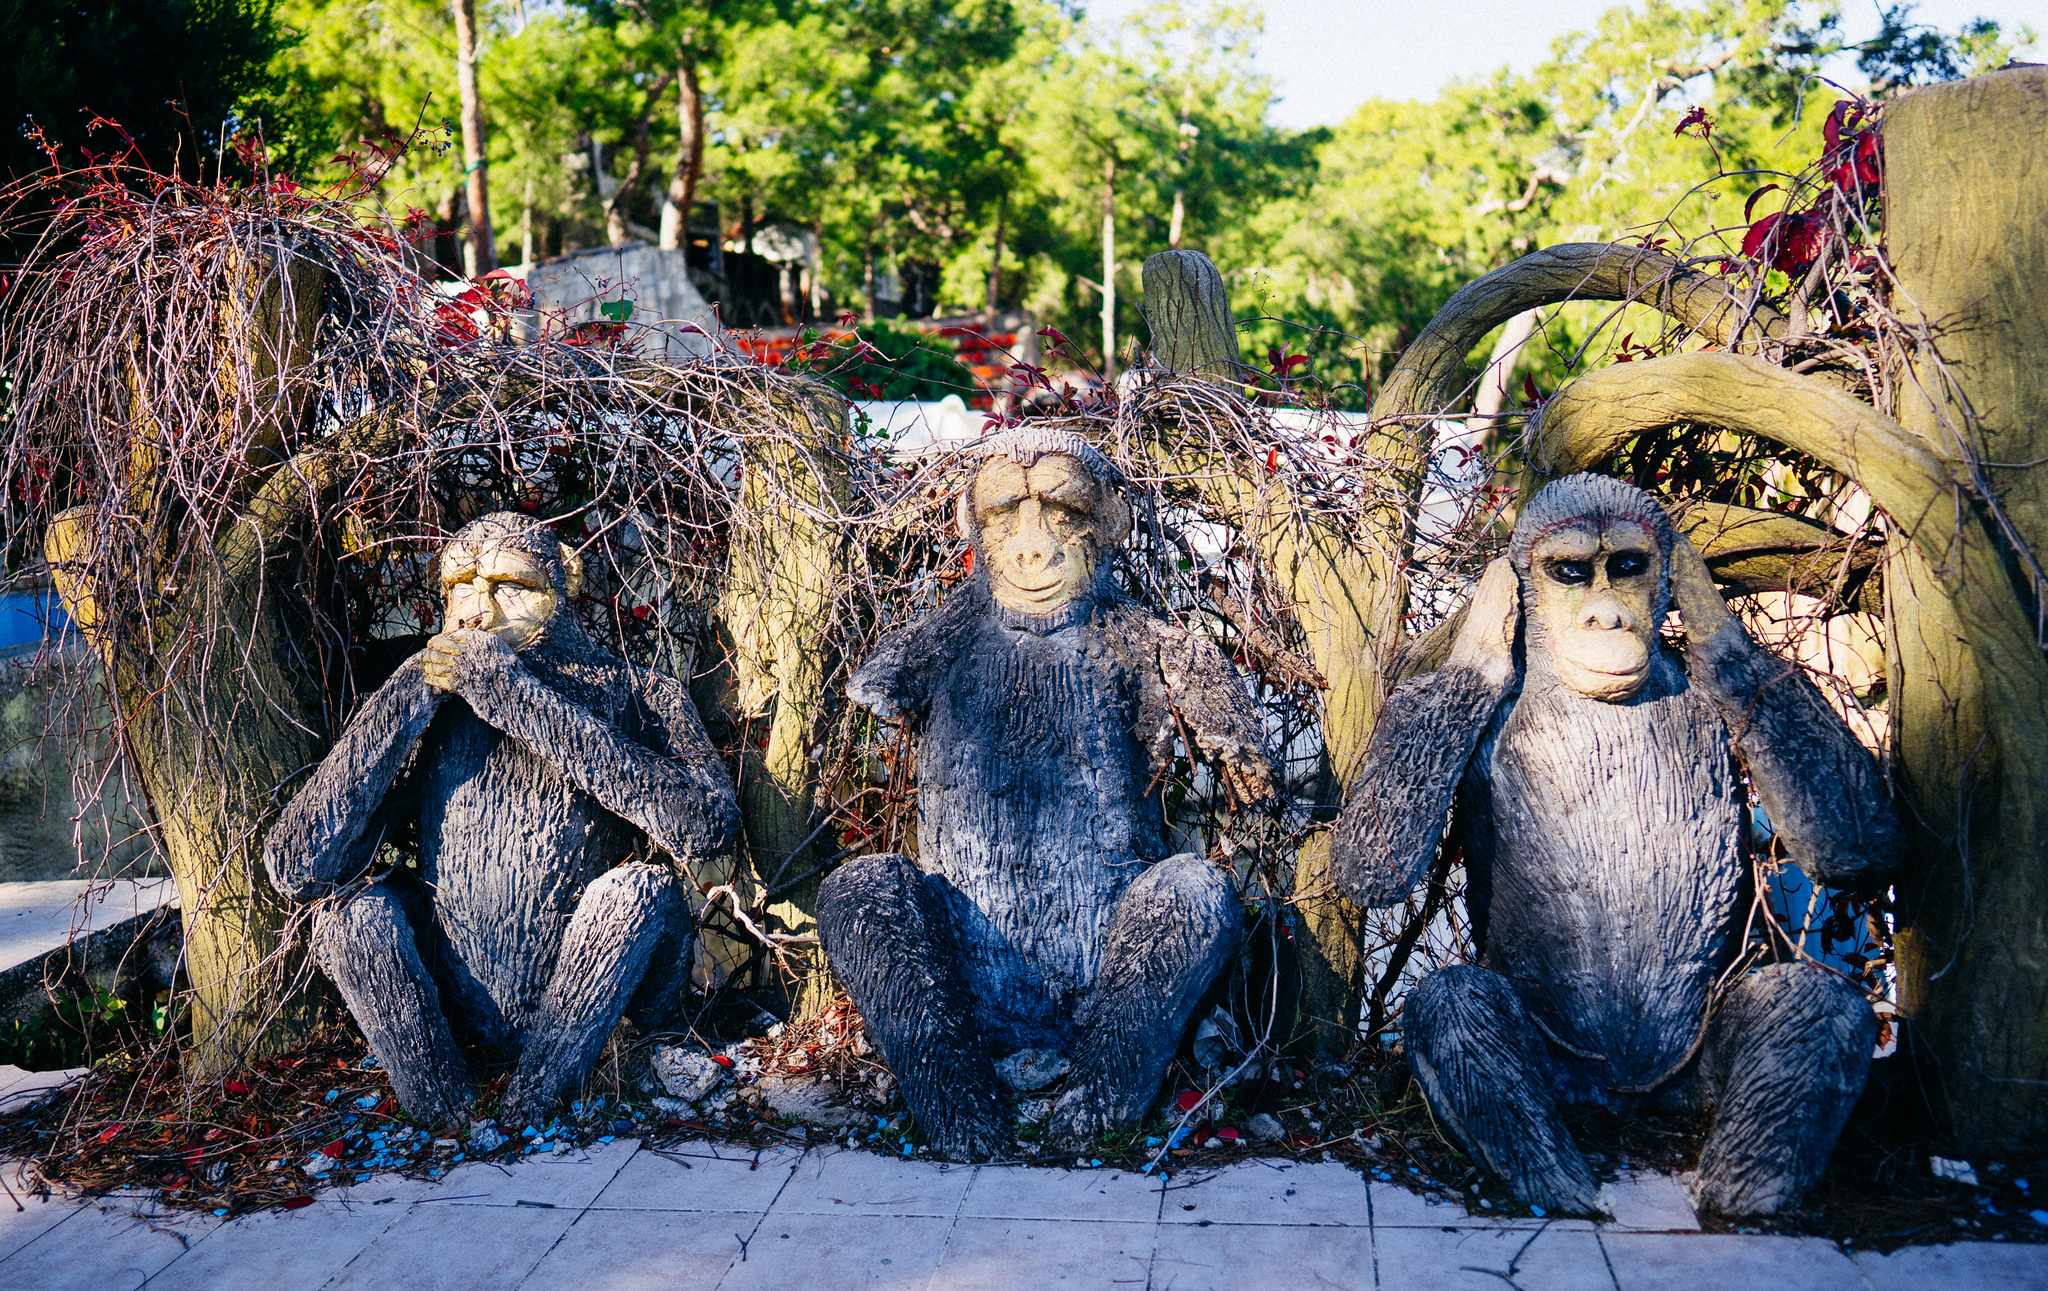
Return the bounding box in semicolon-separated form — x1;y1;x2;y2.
1689;963;1877;1217
1403;966;1602;1216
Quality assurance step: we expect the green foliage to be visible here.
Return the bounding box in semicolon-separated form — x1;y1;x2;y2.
0;989;173;1071
2;0;289;181
793;320;983;403
14;0;2032;383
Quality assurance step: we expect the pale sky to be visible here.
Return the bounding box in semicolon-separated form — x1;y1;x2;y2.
1084;0;2045;130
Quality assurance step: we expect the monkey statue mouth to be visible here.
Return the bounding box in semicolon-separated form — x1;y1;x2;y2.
1554;637;1651;701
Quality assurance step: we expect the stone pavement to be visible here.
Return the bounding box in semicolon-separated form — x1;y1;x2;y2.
0;1138;2039;1290
0;880;176;972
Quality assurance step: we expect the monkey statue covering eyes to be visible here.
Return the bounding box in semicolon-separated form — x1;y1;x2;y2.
817;428;1275;1159
1334;473;1901;1218
263;513;740;1130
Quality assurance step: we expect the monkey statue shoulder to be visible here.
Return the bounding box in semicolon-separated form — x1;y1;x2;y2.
262;513;739;1132
823;429;1272;1159
1335;474;1901;1220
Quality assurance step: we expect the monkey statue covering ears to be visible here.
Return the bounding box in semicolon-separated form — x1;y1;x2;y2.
1334;473;1901;1218
264;513;739;1130
818;428;1275;1159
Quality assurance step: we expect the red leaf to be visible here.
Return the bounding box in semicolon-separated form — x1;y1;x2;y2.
1038;326;1068;347
1743;184;1781;222
1264;447;1279;476
280;1196;315;1210
320;1140;345;1158
1741;212;1783;261
1173;1089;1203;1112
1673;106;1712;138
94;1124;124;1145
710;1054;735;1070
224;1080;252;1096
961;548;975;574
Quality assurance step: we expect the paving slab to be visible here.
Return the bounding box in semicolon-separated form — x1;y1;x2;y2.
1599;1231;1865;1290
0;1198;213;1291
718;1211;953;1291
1151;1219;1373;1290
588;1143;801;1213
933;1216;1155;1288
418;1136;639;1209
140;1191;411;1291
1375;1223;1619;1291
0;1187;87;1264
322;1193;579;1291
1854;1240;2048;1291
519;1207;752;1291
771;1148;974;1218
959;1164;1163;1223
1159;1160;1367;1227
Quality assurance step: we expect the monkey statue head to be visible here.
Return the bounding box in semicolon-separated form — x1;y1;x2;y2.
1508;474;1676;703
436;512;585;649
959;428;1132;617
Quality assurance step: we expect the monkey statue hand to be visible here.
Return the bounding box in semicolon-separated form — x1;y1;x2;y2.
420;628;520;695
1667;533;1737;646
1445;557;1520;687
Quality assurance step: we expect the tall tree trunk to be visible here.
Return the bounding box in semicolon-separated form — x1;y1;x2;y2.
452;0;495;275
660;62;705;252
1101;159;1117;383
604;71;678;249
1883;66;2048;1152
985;196;1006;327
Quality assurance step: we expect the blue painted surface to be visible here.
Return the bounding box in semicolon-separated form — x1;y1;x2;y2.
0;592;67;649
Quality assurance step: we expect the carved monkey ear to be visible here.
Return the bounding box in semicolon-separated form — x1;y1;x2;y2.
557;543;584;599
1098;487;1133;548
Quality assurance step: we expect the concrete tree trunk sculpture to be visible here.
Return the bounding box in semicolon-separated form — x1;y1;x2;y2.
715;392;858;1019
43;249;390;1079
1519;66;2048;1152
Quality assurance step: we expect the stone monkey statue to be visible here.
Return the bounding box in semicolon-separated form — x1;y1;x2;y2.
818;428;1274;1158
1335;474;1900;1217
264;513;739;1130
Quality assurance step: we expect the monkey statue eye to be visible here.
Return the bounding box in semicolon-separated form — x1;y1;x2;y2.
1550;560;1593;585
1610;553;1650;578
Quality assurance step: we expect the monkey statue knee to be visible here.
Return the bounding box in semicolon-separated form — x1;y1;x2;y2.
1335;474;1900;1218
818;428;1272;1159
264;513;739;1130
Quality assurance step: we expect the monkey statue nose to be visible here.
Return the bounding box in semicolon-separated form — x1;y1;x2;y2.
1011;534;1057;572
1582;597;1635;632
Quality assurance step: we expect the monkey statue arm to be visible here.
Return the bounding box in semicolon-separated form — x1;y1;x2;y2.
1669;536;1902;885
1331;559;1520;907
846;578;990;722
627;665;745;855
263;659;449;902
442;631;740;862
1115;600;1276;803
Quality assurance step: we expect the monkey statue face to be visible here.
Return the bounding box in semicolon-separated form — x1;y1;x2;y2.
1524;518;1663;702
971;452;1131;616
437;523;583;649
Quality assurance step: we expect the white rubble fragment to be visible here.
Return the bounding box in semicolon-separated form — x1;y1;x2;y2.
651;1045;725;1102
